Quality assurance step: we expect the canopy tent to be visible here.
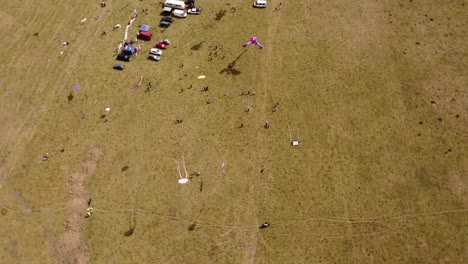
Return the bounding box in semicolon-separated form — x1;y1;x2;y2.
123;45;136;55
139;24;150;32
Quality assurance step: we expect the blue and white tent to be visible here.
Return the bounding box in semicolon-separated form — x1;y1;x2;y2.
123;45;135;55
139;25;150;32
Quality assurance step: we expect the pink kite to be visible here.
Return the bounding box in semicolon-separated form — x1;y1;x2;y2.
242;37;264;49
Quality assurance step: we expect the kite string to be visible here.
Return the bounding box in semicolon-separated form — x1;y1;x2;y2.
164;156;183;180
132;76;144;92
2;202;467;233
181;154;189;179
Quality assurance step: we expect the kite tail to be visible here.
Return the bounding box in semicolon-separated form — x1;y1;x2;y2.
242;41;252;48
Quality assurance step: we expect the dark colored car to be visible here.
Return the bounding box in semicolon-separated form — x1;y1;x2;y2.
113;64;124;70
160;17;174;23
116;53;131;62
159;21;171;28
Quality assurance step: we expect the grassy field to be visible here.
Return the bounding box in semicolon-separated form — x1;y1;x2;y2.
0;0;467;263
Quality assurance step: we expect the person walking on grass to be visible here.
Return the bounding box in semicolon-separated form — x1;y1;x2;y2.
275;3;283;11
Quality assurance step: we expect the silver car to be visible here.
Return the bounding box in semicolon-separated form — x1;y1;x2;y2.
150;48;163;56
148;54;160;61
161;39;171;45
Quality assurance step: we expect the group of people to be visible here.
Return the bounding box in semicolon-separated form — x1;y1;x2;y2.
240;90;256;96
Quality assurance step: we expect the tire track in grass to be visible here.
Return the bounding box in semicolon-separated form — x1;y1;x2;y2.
243;7;284;264
1;2;108;187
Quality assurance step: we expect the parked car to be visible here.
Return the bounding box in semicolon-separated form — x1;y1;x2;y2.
161;6;172;15
160;17;174;23
137;31;152;41
150;48;163;56
148;54;161;61
160;21;171;28
173;9;187;18
155;42;167;49
253;0;267;8
113;64;124;70
161;39;171;45
187;7;201;15
116;53;131;62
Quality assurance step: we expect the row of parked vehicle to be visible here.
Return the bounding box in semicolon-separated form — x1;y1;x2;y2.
159;16;174;28
148;39;171;61
162;0;202;15
159;6;202;28
114;0;202;67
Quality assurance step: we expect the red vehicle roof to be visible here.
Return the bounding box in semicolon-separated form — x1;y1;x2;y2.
137;31;152;41
155;42;167;49
138;31;152;37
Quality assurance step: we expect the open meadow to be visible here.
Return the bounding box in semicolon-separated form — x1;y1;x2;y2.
0;0;467;263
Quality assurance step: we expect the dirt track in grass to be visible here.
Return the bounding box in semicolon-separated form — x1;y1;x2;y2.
54;148;102;264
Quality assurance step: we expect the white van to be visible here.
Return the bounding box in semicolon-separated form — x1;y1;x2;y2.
253;0;267;8
173;9;187;18
164;0;185;10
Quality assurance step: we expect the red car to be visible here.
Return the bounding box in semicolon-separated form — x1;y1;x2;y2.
137;31;152;41
155;42;167;49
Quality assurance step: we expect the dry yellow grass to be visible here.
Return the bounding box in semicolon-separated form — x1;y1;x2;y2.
0;0;467;263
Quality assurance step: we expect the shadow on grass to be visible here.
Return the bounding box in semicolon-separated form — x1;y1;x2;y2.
215;10;227;21
191;42;204;51
219;50;247;75
124;209;136;237
188;223;196;231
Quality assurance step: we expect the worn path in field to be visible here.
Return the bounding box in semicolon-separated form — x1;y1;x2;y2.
242;6;285;264
55;148;103;264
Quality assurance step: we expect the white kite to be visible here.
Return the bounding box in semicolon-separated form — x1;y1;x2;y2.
167;155;189;184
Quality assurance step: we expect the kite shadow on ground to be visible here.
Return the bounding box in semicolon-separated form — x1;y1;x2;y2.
124;209;136;237
219;50;248;75
215;10;227;21
190;41;204;51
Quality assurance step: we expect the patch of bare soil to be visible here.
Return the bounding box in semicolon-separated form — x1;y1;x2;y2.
54;148;102;264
